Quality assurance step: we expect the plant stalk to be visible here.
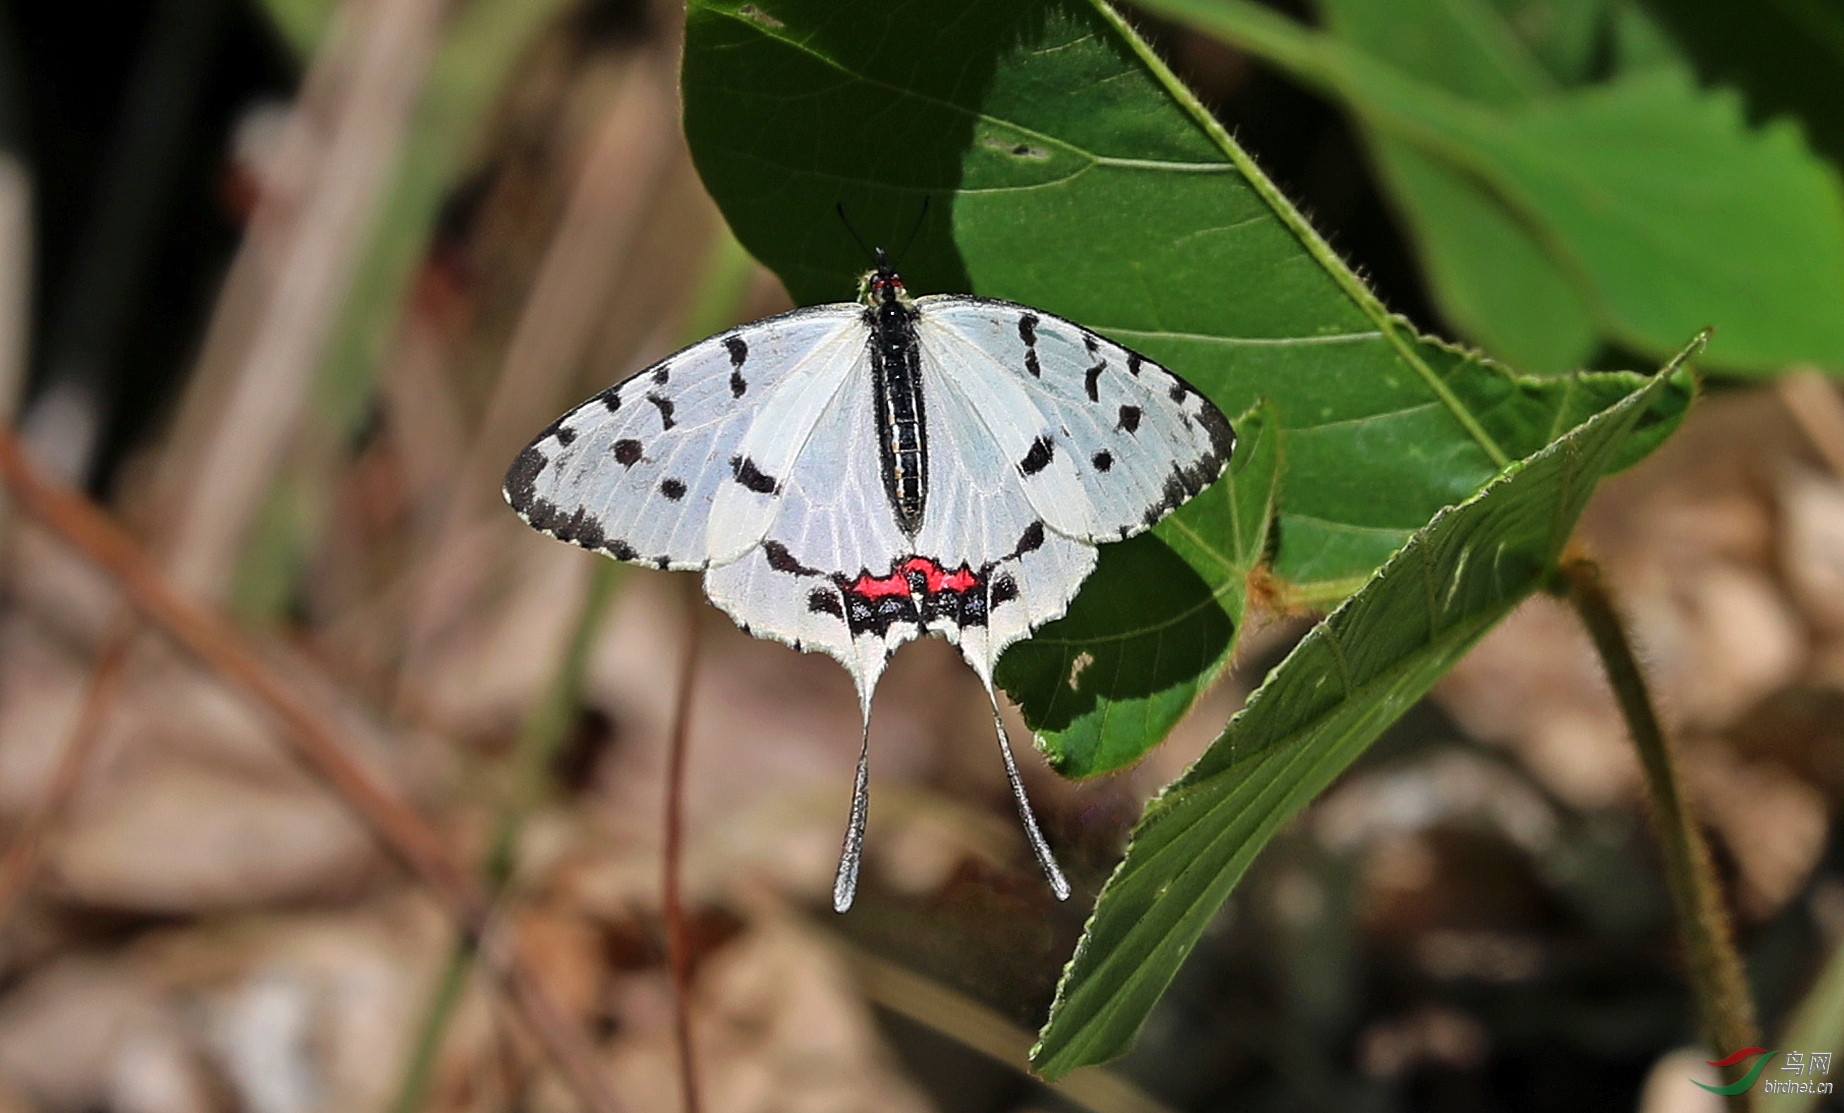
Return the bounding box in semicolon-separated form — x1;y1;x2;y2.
1561;554;1757;1108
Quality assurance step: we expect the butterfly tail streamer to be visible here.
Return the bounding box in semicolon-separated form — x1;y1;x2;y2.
832;718;873;913
987;689;1071;901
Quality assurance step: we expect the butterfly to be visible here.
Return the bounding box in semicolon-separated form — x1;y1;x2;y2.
505;251;1233;911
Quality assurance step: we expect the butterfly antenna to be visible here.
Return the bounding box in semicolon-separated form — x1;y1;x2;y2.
987;691;1071;901
834;202;877;266
832;717;873;912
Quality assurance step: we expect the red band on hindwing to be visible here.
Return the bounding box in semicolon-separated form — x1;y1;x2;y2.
837;555;994;637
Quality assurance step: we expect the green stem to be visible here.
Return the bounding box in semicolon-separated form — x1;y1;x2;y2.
388;938;477;1113
1561;555;1757;1109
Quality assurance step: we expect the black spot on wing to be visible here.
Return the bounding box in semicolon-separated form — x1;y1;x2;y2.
1127;352;1143;377
608;540;637;561
659;477;686;501
730;455;778;494
1092;450;1113;473
553;426;577;447
990;575;1019;606
762;539;820;576
1019;314;1041;377
613;439;643;466
1084;359;1106;402
1168;381;1187;403
730;369;747;398
652;364;670;386
598;389;621;414
1014;520;1045;556
647;393;675;430
1118;405;1142;434
1019;435;1055;476
724;335;747;367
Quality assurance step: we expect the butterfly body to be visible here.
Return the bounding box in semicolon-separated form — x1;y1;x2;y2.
507;254;1232;909
866;260;930;534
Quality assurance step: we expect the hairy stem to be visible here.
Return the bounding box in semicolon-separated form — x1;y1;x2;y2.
1561;554;1757;1106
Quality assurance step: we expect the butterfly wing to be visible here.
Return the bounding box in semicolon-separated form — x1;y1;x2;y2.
914;296;1234;547
907;361;1100;681
503;304;867;570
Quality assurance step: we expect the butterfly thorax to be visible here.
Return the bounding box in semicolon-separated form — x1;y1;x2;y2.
864;254;928;536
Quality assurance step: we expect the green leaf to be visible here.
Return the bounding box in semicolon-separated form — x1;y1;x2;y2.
1318;0;1556;104
1368;140;1599;373
1774;933;1844;1113
1318;0;1599;372
1641;0;1844;173
1030;342;1699;1078
679;0;1680;768
1141;0;1844;374
1488;0;1616;85
996;401;1279;779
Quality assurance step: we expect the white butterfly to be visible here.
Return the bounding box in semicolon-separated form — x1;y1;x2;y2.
506;253;1233;910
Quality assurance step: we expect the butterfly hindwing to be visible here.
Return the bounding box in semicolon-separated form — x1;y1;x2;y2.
504;304;866;570
916;296;1234;545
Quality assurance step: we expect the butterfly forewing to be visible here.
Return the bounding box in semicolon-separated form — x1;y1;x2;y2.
504;304;865;570
917;297;1235;545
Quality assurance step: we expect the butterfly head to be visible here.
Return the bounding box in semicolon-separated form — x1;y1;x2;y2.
863;248;909;307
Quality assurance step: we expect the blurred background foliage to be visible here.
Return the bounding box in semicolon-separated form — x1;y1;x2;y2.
0;1;1838;1112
